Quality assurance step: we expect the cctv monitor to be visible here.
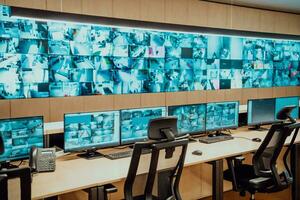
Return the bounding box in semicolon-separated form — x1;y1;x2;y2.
64;111;120;159
206;101;239;132
168;104;206;136
247;98;276;130
275;96;299;120
0;116;44;167
120;107;166;145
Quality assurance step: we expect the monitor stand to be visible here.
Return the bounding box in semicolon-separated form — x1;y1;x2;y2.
77;149;104;160
248;125;269;131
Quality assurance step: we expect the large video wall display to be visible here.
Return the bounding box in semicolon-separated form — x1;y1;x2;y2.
0;5;300;99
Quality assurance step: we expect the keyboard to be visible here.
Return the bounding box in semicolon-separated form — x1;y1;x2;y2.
105;149;152;160
198;135;234;144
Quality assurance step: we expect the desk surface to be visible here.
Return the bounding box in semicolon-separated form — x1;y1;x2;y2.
31;127;300;199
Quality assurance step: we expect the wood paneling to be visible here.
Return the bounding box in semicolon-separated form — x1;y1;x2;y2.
46;0;62;11
10;99;50;122
274;12;290;34
165;92;188;106
186;91;207;105
0;100;10;119
288;13;300;35
242;88;258;105
112;0;140;20
165;0;188;24
83;95;114;112
140;93;165;108
286;86;300;96
207;2;231;29
206;90;225;103
5;0;46;9
82;0;112;17
224;89;242;103
113;94;141;110
49;97;85;122
272;87;287;98
231;6;260;31
187;0;208;27
61;0;82;14
140;0;165;22
0;0;4;3
257;88;273;99
259;10;275;33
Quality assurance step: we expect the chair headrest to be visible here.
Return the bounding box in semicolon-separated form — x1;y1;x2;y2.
276;105;297;123
148;117;178;141
0;135;4;155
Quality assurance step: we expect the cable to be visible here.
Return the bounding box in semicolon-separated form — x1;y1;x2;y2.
17;160;24;167
232;136;253;141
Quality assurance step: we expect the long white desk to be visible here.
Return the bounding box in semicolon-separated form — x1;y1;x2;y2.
31;128;300;200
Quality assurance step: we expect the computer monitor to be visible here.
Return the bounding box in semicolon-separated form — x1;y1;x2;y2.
206;101;239;132
275;96;299;120
120;107;166;145
247;98;276;129
168;104;206;136
0;116;44;167
64;111;120;159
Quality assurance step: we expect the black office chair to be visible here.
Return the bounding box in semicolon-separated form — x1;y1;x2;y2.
0;134;4;155
224;106;300;200
123;117;189;200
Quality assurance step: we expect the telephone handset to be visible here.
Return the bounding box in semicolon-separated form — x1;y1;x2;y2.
30;146;56;173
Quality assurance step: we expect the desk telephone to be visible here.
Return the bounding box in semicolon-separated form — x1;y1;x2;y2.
29;147;56;172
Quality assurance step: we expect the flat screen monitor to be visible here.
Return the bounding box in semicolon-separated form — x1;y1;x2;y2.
64;111;120;153
275;96;299;120
206;101;239;131
168;104;206;135
120;107;166;145
0;116;44;163
247;98;276;126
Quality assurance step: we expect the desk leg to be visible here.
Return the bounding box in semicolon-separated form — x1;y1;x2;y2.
44;135;50;148
291;143;300;200
210;159;223;200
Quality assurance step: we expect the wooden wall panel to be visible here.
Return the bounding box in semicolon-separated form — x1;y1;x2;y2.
206;90;225;103
61;0;82;14
165;92;188;106
187;0;208;27
82;0;112;17
286;86;300;96
186;91;207;105
274;12;290;34
259;10;275;33
207;2;231;29
5;0;46;9
257;88;273;99
140;93;165;108
46;0;62;11
0;100;10;119
224;89;242;103
113;94;141;110
49;97;85;122
165;0;188;24
231;6;260;31
242;88;258;105
272;87;287;98
140;0;165;22
0;0;4;3
10;99;50;122
112;0;140;20
83;95;114;112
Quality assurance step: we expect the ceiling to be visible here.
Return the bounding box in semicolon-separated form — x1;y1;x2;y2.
202;0;300;14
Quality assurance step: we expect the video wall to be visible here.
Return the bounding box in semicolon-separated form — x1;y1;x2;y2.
0;5;300;99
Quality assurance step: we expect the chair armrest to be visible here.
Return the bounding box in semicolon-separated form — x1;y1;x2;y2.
249;177;272;189
104;183;118;194
234;156;245;167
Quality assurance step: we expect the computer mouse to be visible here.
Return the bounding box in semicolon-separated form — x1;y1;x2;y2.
252;138;262;143
192;150;203;156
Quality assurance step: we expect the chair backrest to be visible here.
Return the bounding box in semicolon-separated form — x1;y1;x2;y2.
124;138;189;200
0;167;31;200
253;122;300;188
0;135;4;155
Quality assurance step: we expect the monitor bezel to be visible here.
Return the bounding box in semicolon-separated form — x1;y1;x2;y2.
247;97;276;126
63;110;121;153
0;115;44;163
167;103;206;136
120;106;167;145
205;100;240;132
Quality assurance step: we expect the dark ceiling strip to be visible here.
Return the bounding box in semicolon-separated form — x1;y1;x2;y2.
199;0;300;15
11;6;300;40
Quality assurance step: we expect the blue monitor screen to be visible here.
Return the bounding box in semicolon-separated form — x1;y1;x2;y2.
120;107;166;145
247;98;275;125
0;116;44;163
275;96;299;120
168;104;206;135
64;111;120;152
206;101;239;131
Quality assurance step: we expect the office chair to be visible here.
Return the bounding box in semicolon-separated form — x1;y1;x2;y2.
0;134;4;155
124;117;189;200
0;167;32;200
224;106;300;200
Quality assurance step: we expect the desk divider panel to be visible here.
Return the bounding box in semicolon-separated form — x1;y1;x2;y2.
241;88;258;105
165;91;188;106
257;88;273;99
206;90;225;103
113;94;141;110
272;87;288;98
224;89;243;102
140;93;166;108
0;100;10;119
83;95;114;113
49;97;85;122
187;90;207;105
10;98;50;122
